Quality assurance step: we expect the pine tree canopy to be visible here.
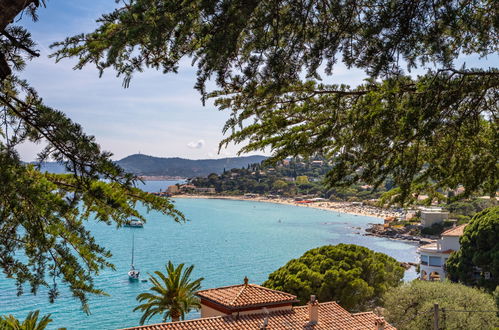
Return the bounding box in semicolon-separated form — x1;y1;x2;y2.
51;0;499;204
0;1;184;311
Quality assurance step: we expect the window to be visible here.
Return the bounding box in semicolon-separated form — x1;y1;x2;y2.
421;255;429;265
429;256;441;267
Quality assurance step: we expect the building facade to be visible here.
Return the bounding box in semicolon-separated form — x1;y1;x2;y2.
418;224;466;281
420;207;450;227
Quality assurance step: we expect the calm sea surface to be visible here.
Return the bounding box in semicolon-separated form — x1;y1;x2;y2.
0;181;418;329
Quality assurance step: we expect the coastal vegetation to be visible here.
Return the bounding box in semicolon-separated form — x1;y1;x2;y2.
446;206;499;291
189;158;387;200
367;197;498;237
263;244;404;312
134;262;203;324
443;198;499;224
382;281;498;330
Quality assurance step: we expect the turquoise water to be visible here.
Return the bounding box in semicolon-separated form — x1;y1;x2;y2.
0;181;418;329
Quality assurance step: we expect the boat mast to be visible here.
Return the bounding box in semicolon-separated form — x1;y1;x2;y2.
131;234;135;268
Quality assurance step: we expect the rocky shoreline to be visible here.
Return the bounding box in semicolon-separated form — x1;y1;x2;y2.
364;223;434;245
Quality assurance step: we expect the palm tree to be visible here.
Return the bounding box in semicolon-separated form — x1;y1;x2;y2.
134;261;204;324
0;310;53;330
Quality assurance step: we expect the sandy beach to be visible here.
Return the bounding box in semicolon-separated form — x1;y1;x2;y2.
173;194;401;220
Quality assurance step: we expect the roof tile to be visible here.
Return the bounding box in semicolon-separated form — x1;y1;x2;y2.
441;224;467;237
119;302;396;330
196;283;298;308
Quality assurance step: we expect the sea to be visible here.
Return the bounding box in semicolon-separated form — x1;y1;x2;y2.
0;181;419;329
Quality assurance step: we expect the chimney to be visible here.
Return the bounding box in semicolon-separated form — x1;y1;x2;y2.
308;295;319;324
244;276;249;286
259;316;268;329
375;317;385;330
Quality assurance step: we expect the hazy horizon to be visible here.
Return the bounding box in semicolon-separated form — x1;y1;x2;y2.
29;152;268;163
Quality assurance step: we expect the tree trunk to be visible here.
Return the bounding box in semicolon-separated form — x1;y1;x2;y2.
0;0;38;31
170;310;180;322
0;52;10;81
0;0;38;81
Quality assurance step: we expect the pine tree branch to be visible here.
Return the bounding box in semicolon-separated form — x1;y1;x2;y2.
1;30;40;57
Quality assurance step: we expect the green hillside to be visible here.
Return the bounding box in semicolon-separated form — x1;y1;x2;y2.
116;154;267;177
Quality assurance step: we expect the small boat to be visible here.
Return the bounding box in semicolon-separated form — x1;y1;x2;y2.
128;235;140;281
124;219;144;228
128;266;140;281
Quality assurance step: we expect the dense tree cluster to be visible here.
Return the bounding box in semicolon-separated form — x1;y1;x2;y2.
52;0;499;205
263;244;404;311
189;158;388;200
446;206;499;291
443;198;498;224
383;281;498;330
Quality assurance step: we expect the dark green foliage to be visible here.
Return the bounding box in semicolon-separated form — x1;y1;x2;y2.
51;0;499;205
0;310;53;330
134;262;203;324
444;198;498;219
0;3;184;311
190;157;386;199
262;244;404;312
494;286;499;311
446;206;499;291
383;281;498;330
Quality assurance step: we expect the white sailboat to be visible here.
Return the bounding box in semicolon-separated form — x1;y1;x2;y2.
124;218;144;228
128;234;140;281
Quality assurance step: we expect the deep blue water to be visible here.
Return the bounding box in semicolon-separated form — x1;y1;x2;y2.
0;181;418;329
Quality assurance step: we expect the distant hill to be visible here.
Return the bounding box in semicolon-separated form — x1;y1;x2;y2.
116;154;267;177
30;154;267;177
35;162;67;174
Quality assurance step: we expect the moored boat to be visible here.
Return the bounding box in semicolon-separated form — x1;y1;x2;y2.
124;219;144;228
128;235;140;281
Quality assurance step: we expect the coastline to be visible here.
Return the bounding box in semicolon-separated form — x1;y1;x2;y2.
173;194;401;220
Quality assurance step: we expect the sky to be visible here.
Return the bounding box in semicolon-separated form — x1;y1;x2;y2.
15;0;370;161
15;1;498;161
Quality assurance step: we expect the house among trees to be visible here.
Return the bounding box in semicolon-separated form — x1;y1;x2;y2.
418;224;467;281
120;278;394;329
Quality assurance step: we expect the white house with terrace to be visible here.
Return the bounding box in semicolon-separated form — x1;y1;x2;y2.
418;224;467;281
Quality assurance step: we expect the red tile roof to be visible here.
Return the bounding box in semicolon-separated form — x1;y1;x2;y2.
119;302;395;330
196;283;298;308
352;312;391;328
441;224;467;237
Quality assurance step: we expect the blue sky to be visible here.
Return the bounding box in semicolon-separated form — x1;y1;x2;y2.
15;1;498;161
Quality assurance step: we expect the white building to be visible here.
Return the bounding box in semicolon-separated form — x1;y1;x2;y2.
420;207;449;227
418;224;467;281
